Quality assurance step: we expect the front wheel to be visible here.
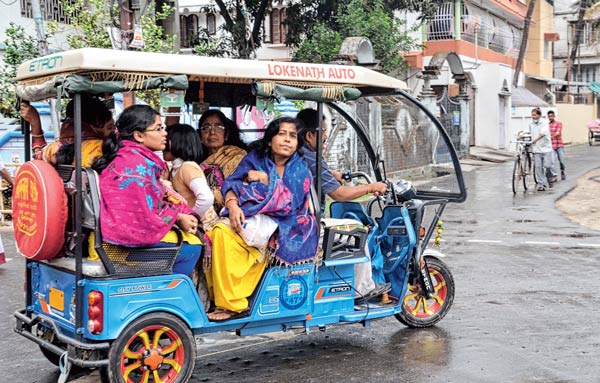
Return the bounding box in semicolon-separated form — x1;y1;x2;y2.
395;256;455;328
104;312;196;383
512;158;521;194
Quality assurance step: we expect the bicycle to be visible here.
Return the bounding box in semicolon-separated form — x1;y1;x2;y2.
512;131;535;194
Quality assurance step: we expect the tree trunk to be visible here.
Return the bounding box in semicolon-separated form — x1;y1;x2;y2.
513;0;537;88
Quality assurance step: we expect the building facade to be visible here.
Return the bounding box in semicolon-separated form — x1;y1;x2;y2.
401;0;558;151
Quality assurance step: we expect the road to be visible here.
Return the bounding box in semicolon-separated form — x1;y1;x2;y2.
1;144;599;382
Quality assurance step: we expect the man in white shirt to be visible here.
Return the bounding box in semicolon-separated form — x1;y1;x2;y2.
529;108;555;191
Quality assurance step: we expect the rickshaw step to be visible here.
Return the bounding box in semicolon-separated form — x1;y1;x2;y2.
340;307;396;322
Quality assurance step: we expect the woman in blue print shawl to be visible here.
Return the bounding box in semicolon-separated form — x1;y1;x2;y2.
206;117;318;321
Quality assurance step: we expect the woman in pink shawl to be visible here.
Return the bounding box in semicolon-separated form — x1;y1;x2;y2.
93;105;201;275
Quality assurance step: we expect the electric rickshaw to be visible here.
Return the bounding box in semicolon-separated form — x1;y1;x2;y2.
12;48;467;383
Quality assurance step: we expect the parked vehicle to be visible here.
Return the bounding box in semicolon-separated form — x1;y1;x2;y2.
13;48;467;383
587;119;600;146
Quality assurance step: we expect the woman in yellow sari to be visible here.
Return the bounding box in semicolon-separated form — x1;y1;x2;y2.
206;117;318;321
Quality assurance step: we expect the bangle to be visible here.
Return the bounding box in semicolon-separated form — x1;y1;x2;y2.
225;197;238;207
31;133;44;138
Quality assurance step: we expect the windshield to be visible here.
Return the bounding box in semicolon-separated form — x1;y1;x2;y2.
323;93;466;202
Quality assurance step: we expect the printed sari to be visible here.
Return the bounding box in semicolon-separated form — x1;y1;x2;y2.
207;149;318;312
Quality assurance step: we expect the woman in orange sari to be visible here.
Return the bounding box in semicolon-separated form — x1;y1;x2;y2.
198;110;247;212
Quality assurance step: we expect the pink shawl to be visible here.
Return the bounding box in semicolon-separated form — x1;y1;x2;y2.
99;140;195;246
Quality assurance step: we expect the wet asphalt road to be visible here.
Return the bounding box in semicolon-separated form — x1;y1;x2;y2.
2;144;599;383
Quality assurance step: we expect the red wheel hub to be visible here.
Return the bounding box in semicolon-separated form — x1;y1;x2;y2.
402;269;448;318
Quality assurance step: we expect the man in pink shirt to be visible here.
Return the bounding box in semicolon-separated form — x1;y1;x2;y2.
548;110;566;180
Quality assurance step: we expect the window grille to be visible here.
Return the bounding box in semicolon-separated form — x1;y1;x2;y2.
207;13;216;35
21;0;73;24
271;9;280;43
179;14;198;48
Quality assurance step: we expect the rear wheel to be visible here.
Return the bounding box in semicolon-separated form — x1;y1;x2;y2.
590;131;594;146
512;158;521;194
39;345;61;366
395;256;455;328
105;312;196;383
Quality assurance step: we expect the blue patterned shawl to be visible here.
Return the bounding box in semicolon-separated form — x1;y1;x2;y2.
221;150;318;264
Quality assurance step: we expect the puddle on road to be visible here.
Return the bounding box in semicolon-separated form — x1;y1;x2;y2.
551;232;599;238
506;231;534;236
388;327;451;366
444;219;478;225
507;219;543;223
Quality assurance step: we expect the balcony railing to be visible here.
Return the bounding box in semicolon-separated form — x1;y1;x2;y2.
425;2;522;57
554;91;594;104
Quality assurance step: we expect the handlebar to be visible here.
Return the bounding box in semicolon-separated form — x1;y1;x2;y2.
341;170;373;184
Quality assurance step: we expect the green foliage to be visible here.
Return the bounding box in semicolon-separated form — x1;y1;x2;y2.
293;24;343;64
49;0;176;107
293;0;415;75
338;0;413;74
137;2;177;53
51;0;175;53
198;0;444;60
0;23;40;118
193;29;230;57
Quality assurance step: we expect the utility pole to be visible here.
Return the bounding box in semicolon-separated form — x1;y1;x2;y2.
513;0;537;88
120;1;136;108
31;0;60;136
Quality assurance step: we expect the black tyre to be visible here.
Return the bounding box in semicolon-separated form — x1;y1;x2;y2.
395;256;455;328
523;154;532;190
530;154;538;185
105;312;196;383
590;131;594;146
512;158;521;194
39;345;61;366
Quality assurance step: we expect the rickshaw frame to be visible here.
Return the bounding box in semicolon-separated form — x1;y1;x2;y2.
13;48;467;381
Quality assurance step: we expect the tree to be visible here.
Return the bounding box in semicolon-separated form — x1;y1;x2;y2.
292;0;416;75
0;24;40;118
196;0;446;59
51;0;176;53
513;0;536;87
285;0;446;46
210;0;271;59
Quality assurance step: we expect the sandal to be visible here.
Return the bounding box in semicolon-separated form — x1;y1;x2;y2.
354;283;391;304
207;308;250;322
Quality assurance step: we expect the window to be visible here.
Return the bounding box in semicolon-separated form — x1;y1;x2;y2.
179;14;198;48
21;0;74;24
270;9;281;43
269;8;286;44
207;13;216;35
570;21;599;45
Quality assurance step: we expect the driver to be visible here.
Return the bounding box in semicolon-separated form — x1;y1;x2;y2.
296;108;389;303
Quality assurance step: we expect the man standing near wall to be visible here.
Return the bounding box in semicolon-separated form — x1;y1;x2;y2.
529;108;554;191
547;110;566;180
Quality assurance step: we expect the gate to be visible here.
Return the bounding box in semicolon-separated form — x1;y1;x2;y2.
435;86;465;156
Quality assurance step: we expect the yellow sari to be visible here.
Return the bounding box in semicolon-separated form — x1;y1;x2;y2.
206;222;267;313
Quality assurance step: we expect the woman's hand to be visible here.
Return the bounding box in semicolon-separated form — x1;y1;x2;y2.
177;213;199;234
228;202;246;233
20;102;39;124
246;170;269;185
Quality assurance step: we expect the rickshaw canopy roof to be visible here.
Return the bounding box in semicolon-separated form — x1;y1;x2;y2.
16;48;408;102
